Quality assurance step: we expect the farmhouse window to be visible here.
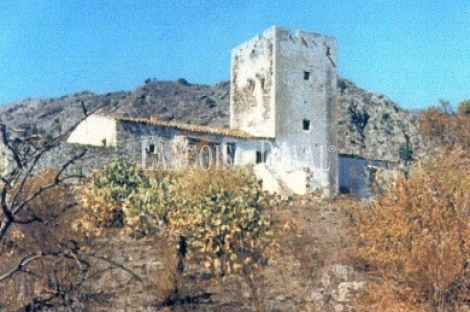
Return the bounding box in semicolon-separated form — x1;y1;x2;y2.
303;119;311;131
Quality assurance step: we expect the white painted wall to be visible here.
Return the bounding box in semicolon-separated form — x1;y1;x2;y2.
67;115;117;147
253;164;280;194
231;139;263;166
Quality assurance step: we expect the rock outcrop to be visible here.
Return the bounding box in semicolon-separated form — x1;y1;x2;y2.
337;78;423;161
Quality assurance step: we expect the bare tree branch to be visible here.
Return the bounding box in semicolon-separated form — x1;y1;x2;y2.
81;252;143;282
0;100;103;242
11;149;87;217
0;252;48;281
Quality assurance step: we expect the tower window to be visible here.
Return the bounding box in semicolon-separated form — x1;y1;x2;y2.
303;119;311;131
303;71;310;80
148;144;155;154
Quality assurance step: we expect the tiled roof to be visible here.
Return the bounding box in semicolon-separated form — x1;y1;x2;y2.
109;115;273;140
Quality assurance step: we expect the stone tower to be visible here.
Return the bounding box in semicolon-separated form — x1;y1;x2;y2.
230;26;338;195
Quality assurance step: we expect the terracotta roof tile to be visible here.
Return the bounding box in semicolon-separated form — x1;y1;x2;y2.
108;115;273;140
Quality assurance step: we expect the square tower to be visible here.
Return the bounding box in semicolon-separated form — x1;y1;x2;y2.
231;26;338;195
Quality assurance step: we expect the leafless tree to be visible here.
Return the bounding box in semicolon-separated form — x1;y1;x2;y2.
0;101;94;242
0;101;140;311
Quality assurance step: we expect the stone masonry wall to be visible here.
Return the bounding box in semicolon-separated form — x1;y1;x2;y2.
273;26;338;194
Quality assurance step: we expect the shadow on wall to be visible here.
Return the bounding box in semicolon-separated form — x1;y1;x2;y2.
338;154;396;199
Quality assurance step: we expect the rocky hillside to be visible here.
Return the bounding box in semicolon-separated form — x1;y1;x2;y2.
0;77;423;161
336;78;423;161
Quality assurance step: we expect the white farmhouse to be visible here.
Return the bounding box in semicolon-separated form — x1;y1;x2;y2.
67;26;339;196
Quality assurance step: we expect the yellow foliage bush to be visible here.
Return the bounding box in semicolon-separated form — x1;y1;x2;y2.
419;107;470;151
350;148;470;309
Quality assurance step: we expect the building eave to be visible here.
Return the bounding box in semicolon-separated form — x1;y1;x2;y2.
103;115;274;140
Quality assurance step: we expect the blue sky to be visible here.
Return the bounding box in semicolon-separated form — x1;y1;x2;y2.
0;1;468;109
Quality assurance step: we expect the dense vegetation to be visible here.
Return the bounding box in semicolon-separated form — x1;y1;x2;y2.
348;100;470;312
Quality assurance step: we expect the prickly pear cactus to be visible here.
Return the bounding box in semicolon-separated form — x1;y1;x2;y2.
79;161;278;278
